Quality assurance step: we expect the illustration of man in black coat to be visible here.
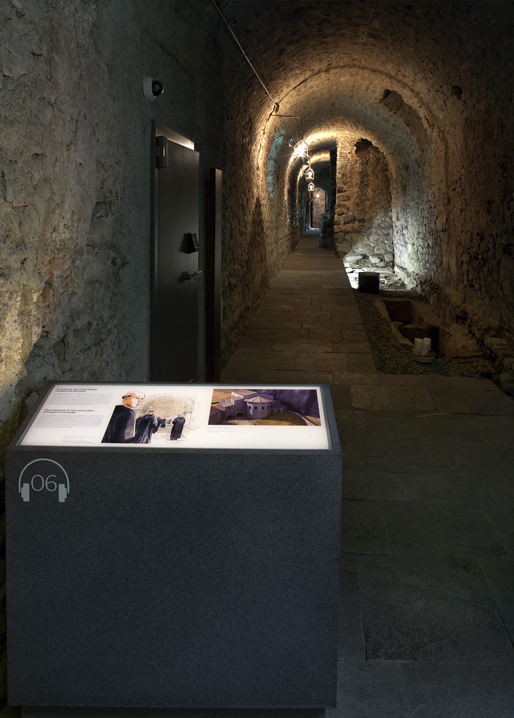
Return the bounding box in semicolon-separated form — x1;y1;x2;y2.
102;392;145;443
133;410;159;444
170;414;186;441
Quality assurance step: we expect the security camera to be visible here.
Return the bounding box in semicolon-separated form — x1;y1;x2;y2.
143;76;164;101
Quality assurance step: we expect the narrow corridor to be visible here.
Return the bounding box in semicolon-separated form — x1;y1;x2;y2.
221;238;376;385
222;241;514;717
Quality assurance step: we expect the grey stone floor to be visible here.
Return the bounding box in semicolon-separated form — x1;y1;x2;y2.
221;239;514;718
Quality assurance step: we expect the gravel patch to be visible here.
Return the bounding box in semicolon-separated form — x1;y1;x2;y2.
354;289;497;379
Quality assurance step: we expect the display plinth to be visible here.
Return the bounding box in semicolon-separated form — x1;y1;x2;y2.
6;383;342;709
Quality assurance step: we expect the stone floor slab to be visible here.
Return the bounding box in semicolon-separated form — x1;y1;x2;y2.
347;354;377;373
334;406;363;434
339;330;368;341
378;374;441;389
342;469;492;505
220;367;263;383
333;372;380;385
243;328;310;342
351;385;436;412
342;448;368;472
435;375;502;391
226;350;298;371
302;315;339;327
457;414;514;445
328;385;354;411
326;661;409;718
259;370;334;384
308;327;343;341
363;437;455;473
401;663;514;718
427;387;514;415
329;310;362;322
381;501;507;557
329;288;354;295
478;555;514;640
415;412;509;444
312;296;356;306
241;327;281;340
482;500;514;556
330;317;365;329
340;500;391;555
261;294;313;306
295;353;349;372
257;302;297;311
272;340;333;353
252;310;286;321
358;554;514;664
358;411;424;440
333;341;372;354
283;307;324;319
251;319;304;329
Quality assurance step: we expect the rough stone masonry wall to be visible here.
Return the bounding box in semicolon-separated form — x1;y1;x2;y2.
334;137;393;269
220;83;297;363
439;90;514;341
0;0;225;703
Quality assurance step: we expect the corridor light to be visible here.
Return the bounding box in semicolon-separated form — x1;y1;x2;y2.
305;166;315;181
294;140;309;160
308;181;315;192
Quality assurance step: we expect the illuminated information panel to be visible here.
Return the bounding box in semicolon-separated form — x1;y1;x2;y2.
19;382;331;451
7;382;340;709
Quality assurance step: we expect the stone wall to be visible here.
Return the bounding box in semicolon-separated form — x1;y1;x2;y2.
220;93;299;362
0;0;226;703
334;138;393;268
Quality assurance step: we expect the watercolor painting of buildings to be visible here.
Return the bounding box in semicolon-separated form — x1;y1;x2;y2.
209;388;321;426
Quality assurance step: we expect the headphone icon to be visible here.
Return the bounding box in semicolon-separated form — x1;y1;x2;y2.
18;459;70;503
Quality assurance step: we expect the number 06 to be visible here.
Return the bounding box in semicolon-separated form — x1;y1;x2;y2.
30;475;57;491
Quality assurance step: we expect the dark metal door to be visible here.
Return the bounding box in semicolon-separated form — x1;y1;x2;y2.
151;124;199;381
205;168;222;381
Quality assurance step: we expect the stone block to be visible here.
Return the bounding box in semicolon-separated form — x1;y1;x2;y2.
439;324;483;359
485;336;509;351
382;298;413;323
358;272;379;293
499;371;514;395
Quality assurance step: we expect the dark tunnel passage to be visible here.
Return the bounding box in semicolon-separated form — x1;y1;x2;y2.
219;1;514;367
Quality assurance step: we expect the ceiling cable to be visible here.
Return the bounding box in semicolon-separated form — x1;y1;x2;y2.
211;0;279;112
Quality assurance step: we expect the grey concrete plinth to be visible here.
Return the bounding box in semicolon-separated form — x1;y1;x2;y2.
6;388;341;709
22;710;326;718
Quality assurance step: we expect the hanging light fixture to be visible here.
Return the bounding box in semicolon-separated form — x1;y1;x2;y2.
294;139;309;161
305;166;314;181
307;181;315;192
